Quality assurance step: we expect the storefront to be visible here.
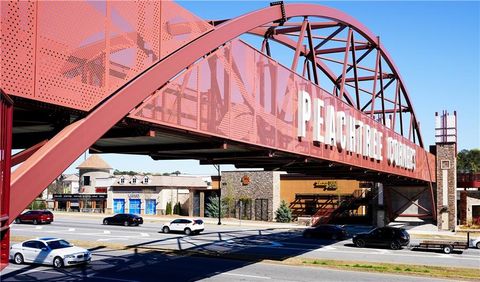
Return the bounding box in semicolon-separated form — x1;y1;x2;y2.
53;194;107;212
193;171;368;223
107;175;209;215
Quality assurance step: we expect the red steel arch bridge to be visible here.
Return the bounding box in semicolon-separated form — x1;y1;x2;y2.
0;1;436;268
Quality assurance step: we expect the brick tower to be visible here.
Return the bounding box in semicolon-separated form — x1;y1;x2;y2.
435;111;457;230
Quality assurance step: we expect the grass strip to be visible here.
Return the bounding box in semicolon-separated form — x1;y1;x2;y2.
280;258;480;281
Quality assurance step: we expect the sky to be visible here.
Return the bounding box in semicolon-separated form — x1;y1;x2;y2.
65;0;479;176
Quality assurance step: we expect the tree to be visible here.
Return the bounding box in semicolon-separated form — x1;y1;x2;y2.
47;174;66;195
275;200;292;223
173;202;181;215
166;201;172;215
205;195;227;218
457;149;480;173
28;199;46;210
113;169;138;176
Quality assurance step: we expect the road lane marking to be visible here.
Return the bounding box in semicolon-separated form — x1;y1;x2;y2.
35;226;43;229
104;230;111;234
220;272;271;280
68;228;75;231
140;233;149;237
97;238;128;242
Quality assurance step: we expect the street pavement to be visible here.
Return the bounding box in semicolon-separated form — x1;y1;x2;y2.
1;249;454;282
6;214;480;269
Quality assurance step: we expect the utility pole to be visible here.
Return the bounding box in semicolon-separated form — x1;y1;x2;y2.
213;164;221;225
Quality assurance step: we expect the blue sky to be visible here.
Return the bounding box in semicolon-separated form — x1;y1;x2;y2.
66;1;479;175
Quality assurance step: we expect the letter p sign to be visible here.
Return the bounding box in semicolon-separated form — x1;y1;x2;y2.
297;90;311;138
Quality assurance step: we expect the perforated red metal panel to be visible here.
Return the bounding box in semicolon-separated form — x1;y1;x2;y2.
160;1;213;58
35;1;107;109
0;1;36;99
0;0;212;111
131;39;435;181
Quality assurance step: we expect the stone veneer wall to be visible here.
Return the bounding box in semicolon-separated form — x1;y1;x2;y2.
436;143;457;230
221;171;281;221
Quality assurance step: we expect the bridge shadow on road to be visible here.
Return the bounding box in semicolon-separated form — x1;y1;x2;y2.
1;227;349;281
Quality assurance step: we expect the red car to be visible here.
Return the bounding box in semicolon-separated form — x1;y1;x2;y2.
15;210;54;224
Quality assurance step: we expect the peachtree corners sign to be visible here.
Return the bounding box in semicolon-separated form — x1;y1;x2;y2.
297;90;416;170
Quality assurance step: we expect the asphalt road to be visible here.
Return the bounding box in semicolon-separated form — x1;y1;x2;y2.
1;249;453;282
8;215;480;269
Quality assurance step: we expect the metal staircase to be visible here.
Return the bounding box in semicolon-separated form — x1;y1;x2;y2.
309;189;372;226
289;194;339;219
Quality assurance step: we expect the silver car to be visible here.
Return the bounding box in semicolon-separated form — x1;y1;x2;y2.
470;237;480;249
10;237;91;268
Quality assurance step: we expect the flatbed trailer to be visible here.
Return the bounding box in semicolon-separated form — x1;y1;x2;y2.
413;240;468;254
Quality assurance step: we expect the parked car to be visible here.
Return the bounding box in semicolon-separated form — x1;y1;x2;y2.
10;237;91;268
102;214;143;226
162;219;204;235
303;224;348;240
470;237;480;249
15;210;54;225
353;226;410;250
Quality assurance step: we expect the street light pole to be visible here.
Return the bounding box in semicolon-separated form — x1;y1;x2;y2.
213;164;221;225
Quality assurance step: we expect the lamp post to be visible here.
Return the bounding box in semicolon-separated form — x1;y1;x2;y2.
213;164;221;225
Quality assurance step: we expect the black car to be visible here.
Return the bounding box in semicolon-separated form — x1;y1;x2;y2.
353;227;410;250
303;224;348;240
102;214;143;226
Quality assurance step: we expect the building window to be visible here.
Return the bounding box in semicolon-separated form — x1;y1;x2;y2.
83;176;90;186
143;176;149;184
441;160;451;170
131;177;137;184
119;176;125;184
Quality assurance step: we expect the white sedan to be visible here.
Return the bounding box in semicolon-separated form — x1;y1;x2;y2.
10;237;91;268
162;218;205;235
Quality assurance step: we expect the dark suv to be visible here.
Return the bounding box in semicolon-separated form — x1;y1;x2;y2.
102;214;143;226
353;227;410;250
15;210;54;224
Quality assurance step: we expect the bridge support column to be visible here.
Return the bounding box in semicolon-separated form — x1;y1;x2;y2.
0;90;13;271
375;183;386;227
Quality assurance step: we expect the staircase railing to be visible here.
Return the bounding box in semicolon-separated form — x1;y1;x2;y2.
312;189;373;226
